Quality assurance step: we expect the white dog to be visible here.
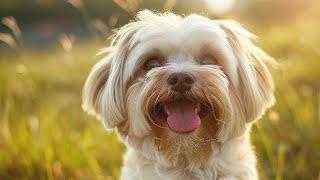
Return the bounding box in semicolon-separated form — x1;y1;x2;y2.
82;10;275;180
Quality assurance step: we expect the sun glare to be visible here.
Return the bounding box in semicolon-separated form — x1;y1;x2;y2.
204;0;236;15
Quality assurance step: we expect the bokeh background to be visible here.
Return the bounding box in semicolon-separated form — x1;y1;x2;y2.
0;0;319;179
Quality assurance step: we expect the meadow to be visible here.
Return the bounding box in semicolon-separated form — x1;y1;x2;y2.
0;0;319;179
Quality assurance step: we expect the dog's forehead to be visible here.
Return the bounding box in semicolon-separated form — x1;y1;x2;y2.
132;20;227;49
123;17;239;84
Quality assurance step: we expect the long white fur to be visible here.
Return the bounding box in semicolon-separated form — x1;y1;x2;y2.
82;10;275;180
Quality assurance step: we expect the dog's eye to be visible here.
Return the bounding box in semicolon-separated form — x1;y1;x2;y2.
143;58;163;71
200;56;218;65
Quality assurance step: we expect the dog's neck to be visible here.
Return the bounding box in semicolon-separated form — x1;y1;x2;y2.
120;133;257;179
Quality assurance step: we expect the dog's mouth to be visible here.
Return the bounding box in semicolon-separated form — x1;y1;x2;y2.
152;99;210;134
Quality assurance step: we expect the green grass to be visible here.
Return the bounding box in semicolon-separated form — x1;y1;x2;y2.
1;6;320;180
0;45;125;179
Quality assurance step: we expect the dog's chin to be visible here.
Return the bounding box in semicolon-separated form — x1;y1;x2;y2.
149;95;212;135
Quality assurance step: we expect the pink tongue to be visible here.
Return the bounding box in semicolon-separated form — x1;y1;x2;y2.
166;101;201;133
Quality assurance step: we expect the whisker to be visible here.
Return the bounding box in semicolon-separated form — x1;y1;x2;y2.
145;90;168;129
216;118;227;125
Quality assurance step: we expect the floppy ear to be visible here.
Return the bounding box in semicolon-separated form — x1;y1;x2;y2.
82;55;114;127
218;20;275;122
82;49;128;128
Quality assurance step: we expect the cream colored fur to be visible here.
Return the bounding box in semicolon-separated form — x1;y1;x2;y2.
82;10;275;180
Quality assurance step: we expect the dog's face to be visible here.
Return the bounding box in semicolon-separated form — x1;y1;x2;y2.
83;10;275;166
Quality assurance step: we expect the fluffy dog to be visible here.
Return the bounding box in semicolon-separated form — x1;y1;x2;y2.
82;10;275;180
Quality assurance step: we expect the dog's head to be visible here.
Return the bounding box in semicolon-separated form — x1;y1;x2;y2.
82;10;275;166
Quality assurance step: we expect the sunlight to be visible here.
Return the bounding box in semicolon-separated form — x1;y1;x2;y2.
204;0;235;14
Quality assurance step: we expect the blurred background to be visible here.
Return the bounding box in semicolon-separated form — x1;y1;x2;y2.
0;0;319;179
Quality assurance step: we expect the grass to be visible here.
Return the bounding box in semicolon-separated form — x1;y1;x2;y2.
0;45;125;179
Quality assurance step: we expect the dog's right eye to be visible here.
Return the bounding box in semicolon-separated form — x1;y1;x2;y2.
143;58;163;71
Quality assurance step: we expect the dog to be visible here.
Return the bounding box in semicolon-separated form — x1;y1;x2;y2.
82;10;275;180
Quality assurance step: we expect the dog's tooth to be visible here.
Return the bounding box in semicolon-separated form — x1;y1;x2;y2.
164;106;170;115
195;103;200;114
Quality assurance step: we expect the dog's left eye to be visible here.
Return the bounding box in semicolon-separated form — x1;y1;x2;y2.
143;58;163;71
200;56;218;65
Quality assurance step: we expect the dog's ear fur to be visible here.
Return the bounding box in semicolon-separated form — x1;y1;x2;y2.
82;55;116;128
82;19;143;128
218;20;275;123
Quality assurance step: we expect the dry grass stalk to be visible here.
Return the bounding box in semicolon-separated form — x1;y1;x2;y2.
113;0;142;14
66;0;99;38
164;0;177;10
1;16;21;39
1;99;12;145
108;15;118;27
0;33;17;48
91;18;109;35
59;34;75;52
67;0;84;10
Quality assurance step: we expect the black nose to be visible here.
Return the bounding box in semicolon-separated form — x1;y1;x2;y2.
167;72;195;92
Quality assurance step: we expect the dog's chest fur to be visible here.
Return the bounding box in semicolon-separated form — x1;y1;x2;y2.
120;135;258;180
